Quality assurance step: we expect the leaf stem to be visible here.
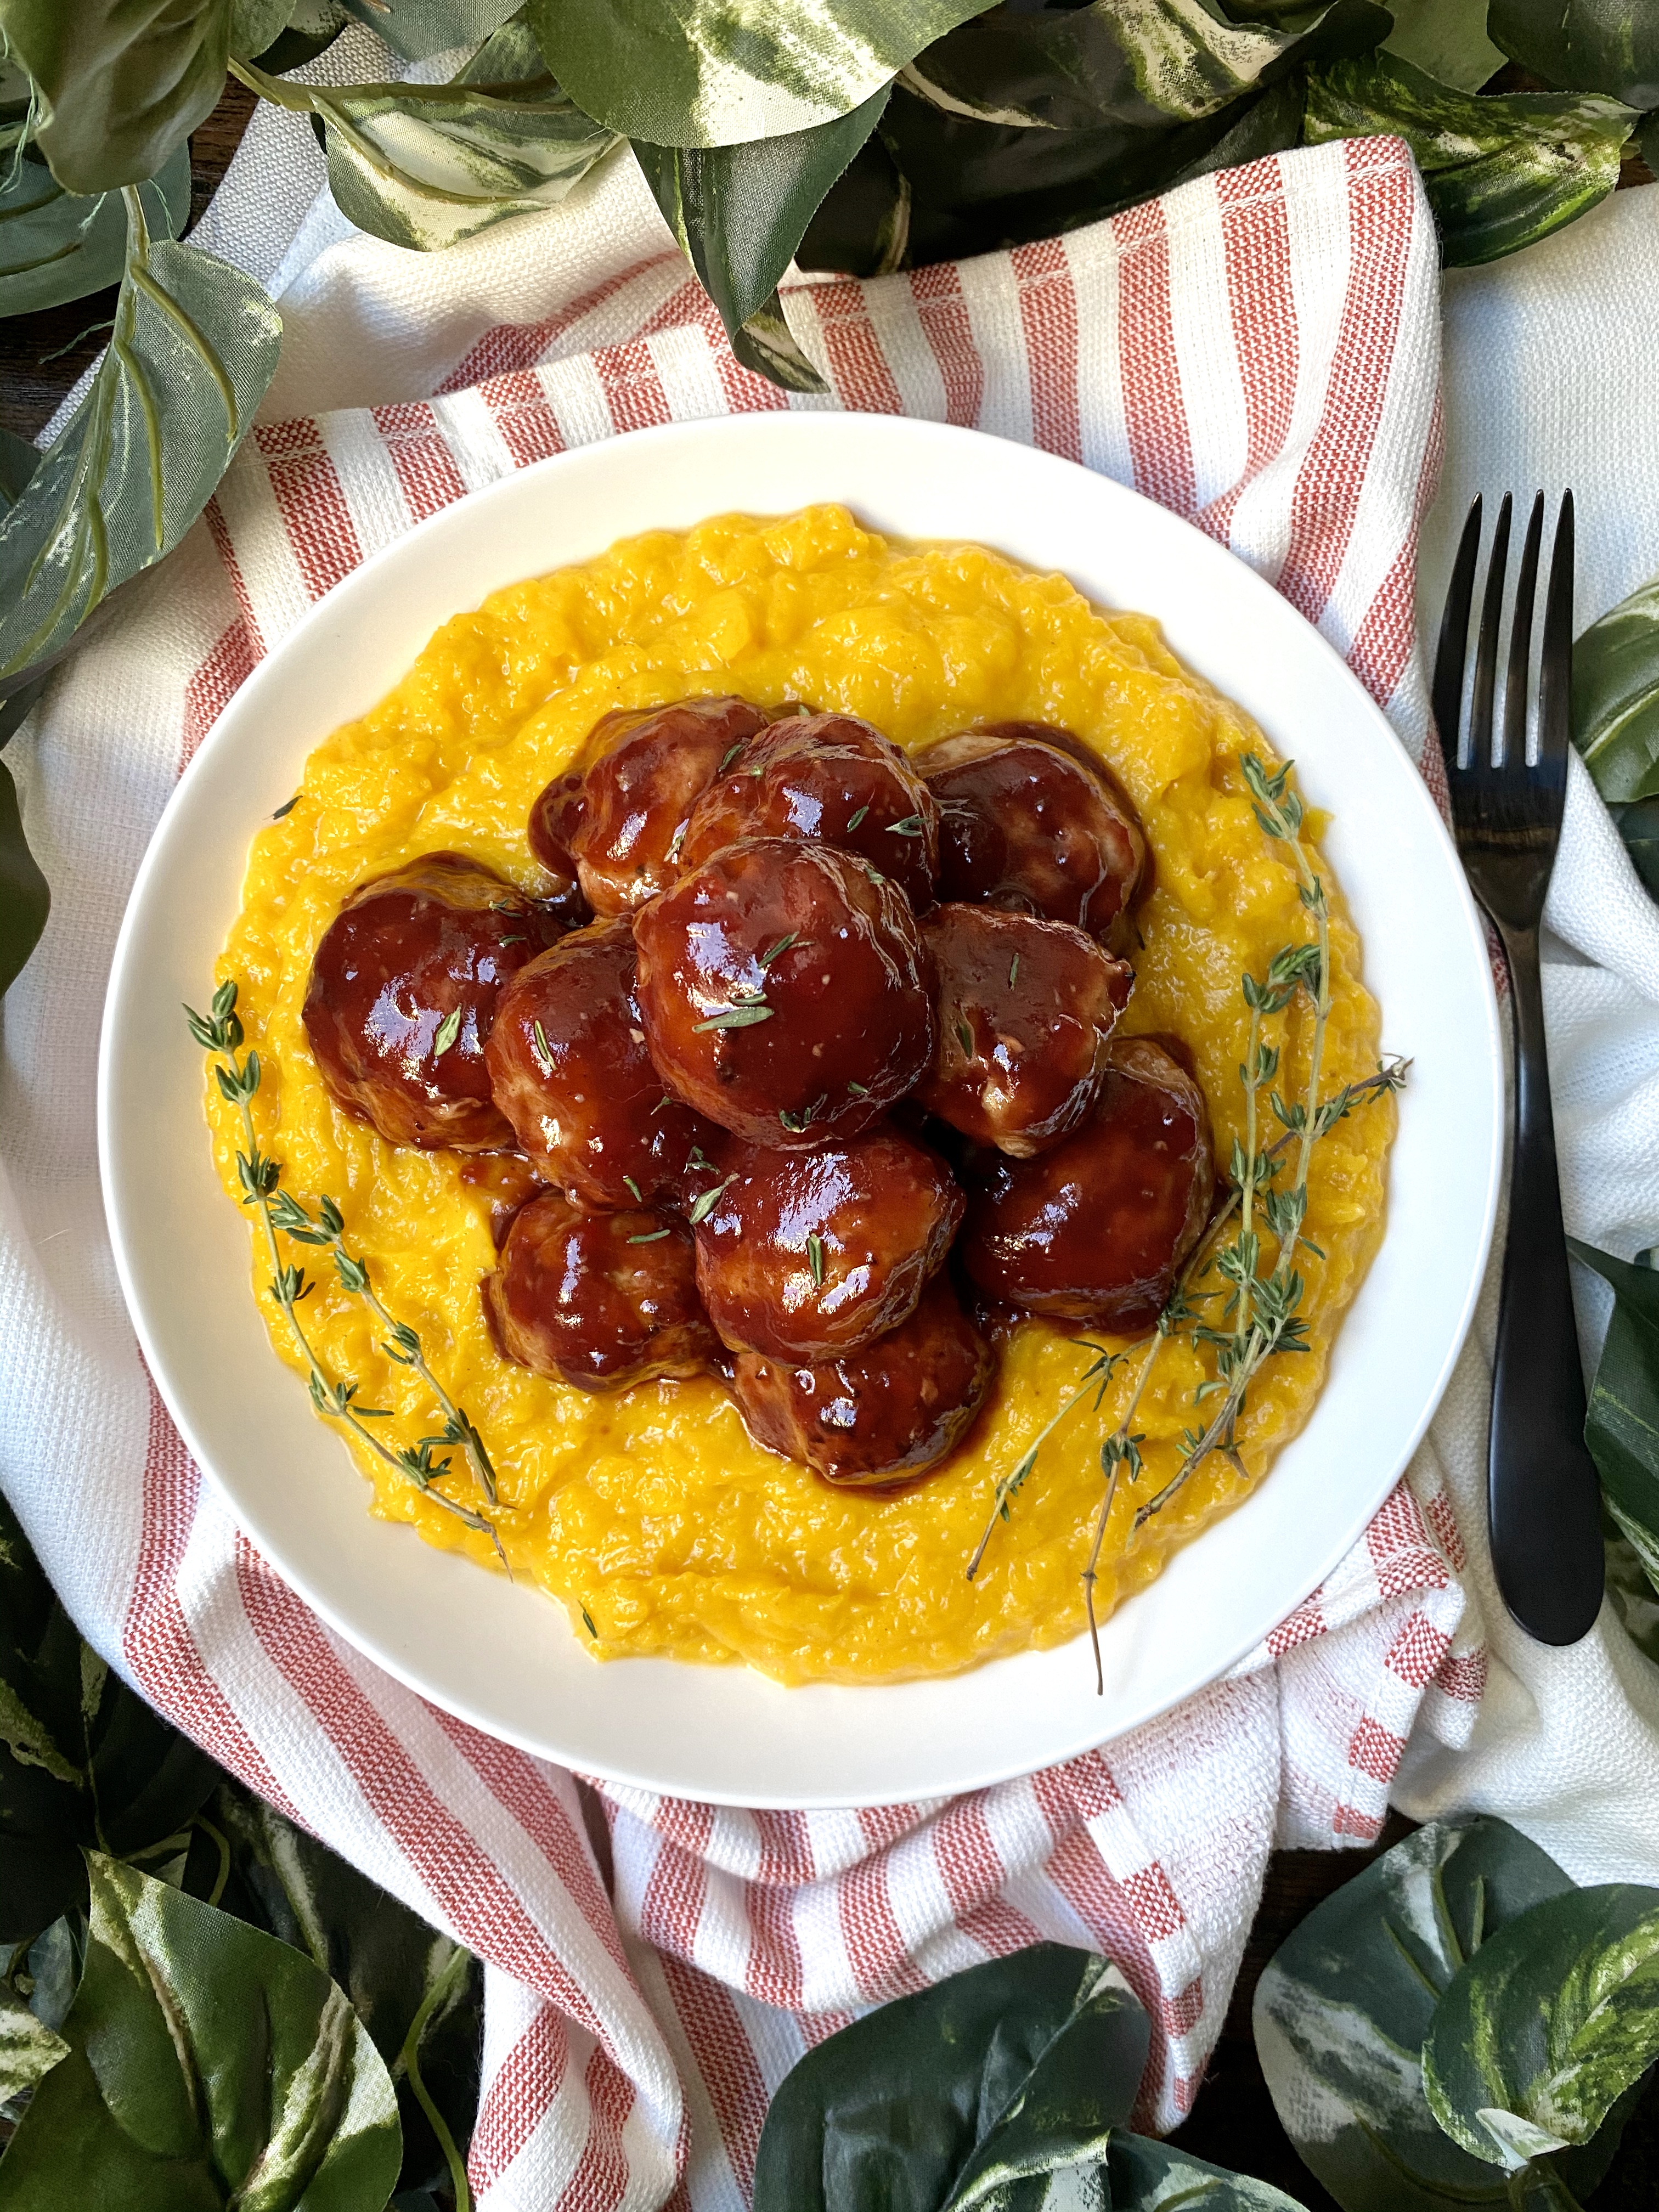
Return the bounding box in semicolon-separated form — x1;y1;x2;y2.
397;1944;475;2212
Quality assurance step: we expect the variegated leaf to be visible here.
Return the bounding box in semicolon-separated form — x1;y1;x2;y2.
1489;0;1659;109
1571;574;1659;805
1380;0;1505;92
250;24;618;251
230;0;294;59
0;193;281;684
635;89;884;385
526;0;983;149
753;1946;1149;2212
0;141;189;318
1107;2131;1310;2208
0;1983;67;2106
1252;1816;1634;2210
336;0;518;61
0;0;229;195
0;1854;402;2209
1423;1884;1659;2169
1302;50;1638;267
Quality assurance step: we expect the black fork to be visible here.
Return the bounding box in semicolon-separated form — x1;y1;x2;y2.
1435;490;1602;1644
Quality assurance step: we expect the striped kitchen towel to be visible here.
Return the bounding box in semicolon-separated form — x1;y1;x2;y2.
3;133;1486;2211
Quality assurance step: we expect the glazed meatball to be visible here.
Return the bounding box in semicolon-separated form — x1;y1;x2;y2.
526;770;590;919
958;1035;1214;1333
693;1125;964;1361
303;854;566;1152
733;1276;994;1485
916;906;1133;1157
918;723;1147;948
484;1190;718;1392
680;712;939;910
633;838;934;1150
485;916;720;1210
559;696;771;916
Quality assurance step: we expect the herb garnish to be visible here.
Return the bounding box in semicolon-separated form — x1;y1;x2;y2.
779;1093;828;1135
717;741;745;775
432;1007;462;1058
581;1607;599;1637
666;819;689;864
759;932;798;967
687;1173;737;1226
845;804;869;831
623;1175;643;1202
846;1080;868;1098
955;1018;974;1058
628;1227;672;1244
693;1001;774;1032
532;1019;553;1069
806;1232;826;1287
272;795;299;820
887;814;926;838
187;981;507;1567
1008;953;1020;987
968;752;1408;1692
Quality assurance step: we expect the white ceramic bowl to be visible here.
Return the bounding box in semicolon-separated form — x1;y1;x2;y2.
100;413;1501;1808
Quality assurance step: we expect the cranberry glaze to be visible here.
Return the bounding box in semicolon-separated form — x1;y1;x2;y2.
485;916;720;1209
918;723;1147;949
732;1276;994;1484
681;712;940;909
484;1190;717;1391
633;838;934;1149
916;905;1133;1157
693;1125;963;1361
303;854;565;1151
960;1035;1215;1333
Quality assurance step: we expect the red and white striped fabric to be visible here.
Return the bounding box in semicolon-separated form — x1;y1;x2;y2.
3;136;1488;2210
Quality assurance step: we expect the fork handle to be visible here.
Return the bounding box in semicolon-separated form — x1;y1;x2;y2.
1487;921;1604;1644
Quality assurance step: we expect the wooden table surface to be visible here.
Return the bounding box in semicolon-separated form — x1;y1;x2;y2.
4;82;1655;2208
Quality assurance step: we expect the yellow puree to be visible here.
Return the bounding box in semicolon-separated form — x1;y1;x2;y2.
208;505;1392;1686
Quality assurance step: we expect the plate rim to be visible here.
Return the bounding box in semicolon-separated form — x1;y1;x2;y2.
98;410;1503;1807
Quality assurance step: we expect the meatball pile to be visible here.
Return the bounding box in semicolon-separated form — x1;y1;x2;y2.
302;699;1215;1486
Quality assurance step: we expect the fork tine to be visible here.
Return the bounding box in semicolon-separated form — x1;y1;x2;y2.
1434;495;1482;765
1539;488;1576;773
1502;493;1545;766
1469;493;1513;771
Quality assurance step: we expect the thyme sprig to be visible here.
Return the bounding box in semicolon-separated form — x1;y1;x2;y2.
187;981;507;1567
967;750;1408;1693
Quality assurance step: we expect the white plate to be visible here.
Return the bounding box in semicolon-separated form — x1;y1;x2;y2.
100;414;1501;1809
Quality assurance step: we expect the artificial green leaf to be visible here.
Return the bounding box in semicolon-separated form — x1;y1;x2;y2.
0;1852;402;2210
0;141;189;319
1382;0;1506;92
208;1784;482;2200
1490;0;1659;109
0;0;230;195
0;425;38;508
727;290;828;392
635;87;884;353
804;0;1384;273
245;30;618;252
526;0;984;149
230;0;294;59
1572;570;1659;806
1567;1239;1659;1611
0;1983;67;2105
752;1945;1149;2212
1254;1815;1634;2210
0;750;48;998
1302;50;1638;267
1107;2130;1311;2208
249;0;351;74
1612;796;1659;904
337;0;519;61
0;1493;219;1944
1423;1883;1659;2169
0;191;281;685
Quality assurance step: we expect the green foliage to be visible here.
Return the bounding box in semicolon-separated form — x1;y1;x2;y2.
0;0;230;195
1302;49;1638;266
1612;795;1659;901
1568;1240;1659;1628
526;0;985;149
1107;2133;1310;2208
1381;0;1506;93
635;89;890;391
1423;1885;1659;2169
0;1985;66;2107
1490;0;1659;110
0;141;189;318
752;1944;1150;2211
1573;572;1659;806
0;190;280;685
0;1492;219;1946
336;0;519;64
809;0;1385;272
0;1853;402;2209
243;24;619;252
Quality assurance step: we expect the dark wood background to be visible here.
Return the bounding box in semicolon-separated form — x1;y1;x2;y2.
3;77;1655;2208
